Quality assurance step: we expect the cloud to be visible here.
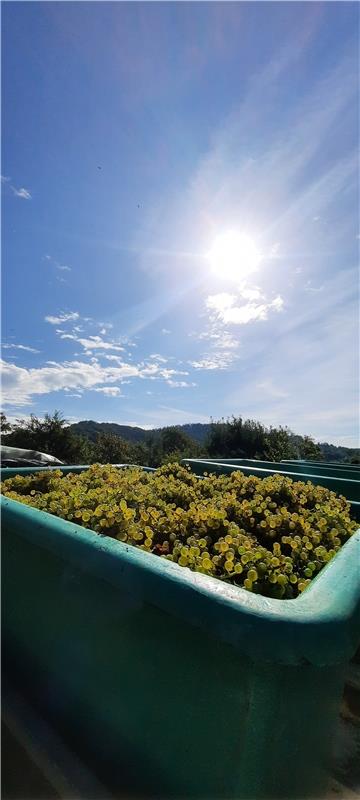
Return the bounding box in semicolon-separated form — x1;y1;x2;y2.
1;175;11;183
103;354;125;363
190;354;236;370
2;343;40;353
11;186;32;199
166;380;197;388
93;386;122;397
45;311;80;325
149;353;168;363
206;293;284;325
161;328;171;334
0;358;139;406
0;353;192;407
256;380;289;400
44;254;72;273
58;333;125;352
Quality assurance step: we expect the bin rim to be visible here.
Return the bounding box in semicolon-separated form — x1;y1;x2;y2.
1;466;360;667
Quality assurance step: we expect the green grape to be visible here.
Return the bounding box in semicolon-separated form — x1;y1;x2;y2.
2;461;356;601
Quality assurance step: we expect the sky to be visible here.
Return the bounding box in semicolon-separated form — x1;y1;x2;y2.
1;1;359;446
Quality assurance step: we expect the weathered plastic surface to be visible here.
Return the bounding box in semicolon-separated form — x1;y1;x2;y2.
280;461;360;480
283;460;360;472
2;465;360;800
182;459;360;519
200;458;360;482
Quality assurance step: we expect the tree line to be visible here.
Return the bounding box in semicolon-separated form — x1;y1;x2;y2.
0;410;327;466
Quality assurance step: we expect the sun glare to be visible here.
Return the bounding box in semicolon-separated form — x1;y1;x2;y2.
208;232;261;281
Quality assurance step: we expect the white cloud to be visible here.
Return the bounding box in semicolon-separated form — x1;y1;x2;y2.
0;359;139;406
149;353;168;363
2;343;40;354
161;328;171;334
206;293;284;325
166;380;196;388
11;186;31;199
76;336;125;352
44;254;72;272
93;386;122;397
206;293;236;313
256;380;289;400
103;354;125;363
45;311;80;325
1;175;11;183
190;355;233;370
0;353;191;407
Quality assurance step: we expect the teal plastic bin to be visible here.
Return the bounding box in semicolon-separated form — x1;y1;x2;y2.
280;460;360;479
200;458;360;482
2;465;360;799
182;459;360;520
283;460;360;472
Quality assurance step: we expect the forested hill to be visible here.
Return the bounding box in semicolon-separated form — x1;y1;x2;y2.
69;420;211;444
69;420;358;462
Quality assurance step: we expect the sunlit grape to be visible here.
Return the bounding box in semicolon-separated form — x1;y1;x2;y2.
1;462;356;601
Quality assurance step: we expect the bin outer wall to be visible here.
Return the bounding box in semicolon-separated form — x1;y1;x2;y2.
2;467;360;800
181;459;360;502
198;459;360;481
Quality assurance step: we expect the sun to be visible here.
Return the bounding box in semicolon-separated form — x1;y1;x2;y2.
208;231;261;281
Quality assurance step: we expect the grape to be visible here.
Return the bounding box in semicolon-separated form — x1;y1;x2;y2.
1;462;356;600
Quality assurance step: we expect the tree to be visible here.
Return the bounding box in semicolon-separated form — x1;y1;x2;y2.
263;426;297;462
89;432;149;466
0;413;12;434
298;435;323;461
3;411;89;464
207;416;266;459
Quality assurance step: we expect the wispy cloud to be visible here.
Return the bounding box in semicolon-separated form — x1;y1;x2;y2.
1;175;31;199
45;311;80;325
161;328;171;334
59;333;125;353
2;343;40;354
11;186;32;199
44;254;71;272
166;380;196;388
93;386;123;397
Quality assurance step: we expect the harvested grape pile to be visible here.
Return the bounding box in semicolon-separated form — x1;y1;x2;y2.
2;463;357;599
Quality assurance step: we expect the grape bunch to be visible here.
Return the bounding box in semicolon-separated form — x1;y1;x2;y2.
2;463;357;599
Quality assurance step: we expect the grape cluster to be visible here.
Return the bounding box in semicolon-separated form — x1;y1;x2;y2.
2;463;357;599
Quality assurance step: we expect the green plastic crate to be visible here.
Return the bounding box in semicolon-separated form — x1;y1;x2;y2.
2;465;360;799
198;458;360;482
283;460;360;471
182;459;360;519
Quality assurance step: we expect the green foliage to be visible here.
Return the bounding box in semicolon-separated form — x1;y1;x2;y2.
3;411;89;464
298;435;323;461
264;427;297;461
146;426;203;467
207;416;266;459
0;413;12;434
2;463;356;600
87;432;149;466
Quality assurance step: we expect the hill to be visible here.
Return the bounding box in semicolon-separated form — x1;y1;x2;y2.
69;420;211;445
69;420;359;462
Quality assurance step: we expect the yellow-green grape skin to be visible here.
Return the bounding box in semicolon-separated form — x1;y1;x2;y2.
1;462;356;601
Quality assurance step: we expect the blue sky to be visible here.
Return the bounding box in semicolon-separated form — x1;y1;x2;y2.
2;1;359;445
